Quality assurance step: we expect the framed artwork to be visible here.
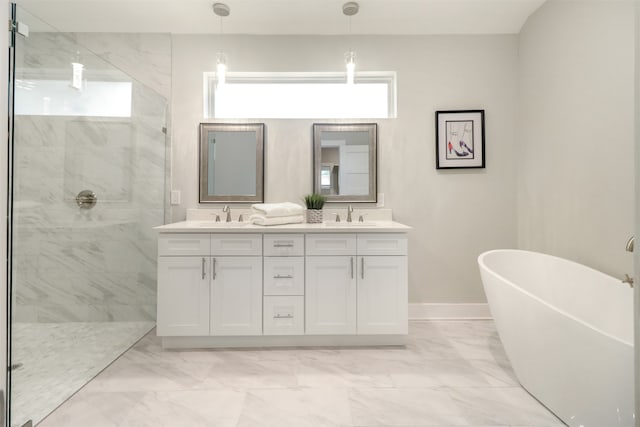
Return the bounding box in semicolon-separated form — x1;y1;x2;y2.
435;110;485;169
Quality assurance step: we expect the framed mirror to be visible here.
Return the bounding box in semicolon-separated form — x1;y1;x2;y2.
313;123;377;203
199;123;264;203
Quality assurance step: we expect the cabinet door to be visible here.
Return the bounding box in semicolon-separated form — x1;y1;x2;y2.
211;256;263;336
157;257;210;336
305;256;357;334
357;256;408;335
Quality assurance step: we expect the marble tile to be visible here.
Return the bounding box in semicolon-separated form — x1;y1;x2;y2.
237;388;353;427
82;358;212;393
448;387;565;426
37;391;145;427
349;388;468;426
11;322;153;427
122;389;245;427
202;358;299;389
21;320;564;427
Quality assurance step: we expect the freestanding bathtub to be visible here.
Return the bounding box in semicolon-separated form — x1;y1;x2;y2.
478;249;634;427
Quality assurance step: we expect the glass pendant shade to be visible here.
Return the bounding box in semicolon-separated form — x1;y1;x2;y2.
345;51;356;85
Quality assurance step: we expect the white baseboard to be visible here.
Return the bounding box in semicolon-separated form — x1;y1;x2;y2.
409;303;492;320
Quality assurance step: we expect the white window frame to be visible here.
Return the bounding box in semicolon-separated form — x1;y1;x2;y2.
203;71;397;119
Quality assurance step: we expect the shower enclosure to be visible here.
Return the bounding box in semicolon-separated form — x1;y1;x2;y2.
7;5;168;426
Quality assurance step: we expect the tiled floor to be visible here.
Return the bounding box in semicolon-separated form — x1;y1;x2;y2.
35;320;565;427
11;321;155;427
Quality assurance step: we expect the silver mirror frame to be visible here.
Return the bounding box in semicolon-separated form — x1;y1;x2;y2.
313;123;377;203
199;123;265;203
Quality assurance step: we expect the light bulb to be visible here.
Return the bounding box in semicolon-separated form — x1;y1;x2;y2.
345;51;356;85
71;62;84;90
216;53;227;86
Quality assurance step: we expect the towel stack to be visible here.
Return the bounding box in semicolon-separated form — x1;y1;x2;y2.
249;202;305;226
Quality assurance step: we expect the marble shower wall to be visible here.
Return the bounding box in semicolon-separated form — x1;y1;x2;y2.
12;32;171;322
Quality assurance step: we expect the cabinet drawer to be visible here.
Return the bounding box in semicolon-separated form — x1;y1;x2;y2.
264;234;304;256
263;296;304;335
158;233;210;256
357;234;408;256
305;234;356;256
212;234;262;256
264;257;304;296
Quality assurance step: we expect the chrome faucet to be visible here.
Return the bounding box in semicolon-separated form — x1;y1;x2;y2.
222;205;231;222
347;205;354;222
626;236;634;253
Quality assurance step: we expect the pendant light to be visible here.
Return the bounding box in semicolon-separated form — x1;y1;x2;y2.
70;50;84;91
213;3;230;87
343;2;359;85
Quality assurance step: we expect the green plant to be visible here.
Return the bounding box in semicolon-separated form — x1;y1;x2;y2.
303;193;327;210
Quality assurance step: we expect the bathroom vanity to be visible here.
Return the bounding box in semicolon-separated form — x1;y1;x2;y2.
154;217;410;348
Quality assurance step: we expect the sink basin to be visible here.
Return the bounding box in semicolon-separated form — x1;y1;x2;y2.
190;221;249;228
325;222;378;227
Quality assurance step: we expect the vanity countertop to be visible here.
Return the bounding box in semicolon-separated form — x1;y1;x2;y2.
155;220;411;233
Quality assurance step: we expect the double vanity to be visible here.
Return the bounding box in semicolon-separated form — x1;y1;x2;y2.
155;216;410;348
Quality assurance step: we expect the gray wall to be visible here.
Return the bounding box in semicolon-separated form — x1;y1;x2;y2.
172;34;519;303
517;0;635;278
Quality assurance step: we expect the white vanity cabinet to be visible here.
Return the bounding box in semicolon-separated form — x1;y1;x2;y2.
157;233;263;337
155;223;409;347
305;233;407;335
157;234;211;336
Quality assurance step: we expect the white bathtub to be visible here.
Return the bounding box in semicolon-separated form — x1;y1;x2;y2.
478;249;634;427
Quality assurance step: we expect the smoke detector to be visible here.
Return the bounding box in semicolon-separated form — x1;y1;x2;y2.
342;2;359;16
213;3;230;17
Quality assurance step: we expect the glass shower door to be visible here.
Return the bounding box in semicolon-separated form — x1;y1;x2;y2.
8;5;167;426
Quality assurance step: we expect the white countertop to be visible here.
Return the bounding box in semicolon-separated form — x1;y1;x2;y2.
155;220;411;233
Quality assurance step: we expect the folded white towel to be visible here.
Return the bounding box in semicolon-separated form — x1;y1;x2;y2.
249;214;305;226
251;202;304;218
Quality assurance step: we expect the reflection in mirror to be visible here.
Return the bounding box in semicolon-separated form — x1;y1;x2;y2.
199;123;264;203
313;123;377;203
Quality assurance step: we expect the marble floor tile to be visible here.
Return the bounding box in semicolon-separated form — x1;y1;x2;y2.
349;388;468;426
37;392;145;427
236;388;353;427
122;389;246;427
17;320;566;427
82;358;213;392
11;321;153;427
448;387;565;426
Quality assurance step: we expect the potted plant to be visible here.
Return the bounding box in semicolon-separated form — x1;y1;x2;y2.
303;193;327;223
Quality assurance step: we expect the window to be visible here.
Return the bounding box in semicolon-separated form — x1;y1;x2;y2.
15;79;132;117
204;72;396;119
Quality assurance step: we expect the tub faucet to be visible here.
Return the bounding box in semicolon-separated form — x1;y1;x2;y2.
347;205;354;222
222;205;231;222
625;236;634;253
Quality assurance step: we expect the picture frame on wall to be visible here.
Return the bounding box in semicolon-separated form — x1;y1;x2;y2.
435;110;485;169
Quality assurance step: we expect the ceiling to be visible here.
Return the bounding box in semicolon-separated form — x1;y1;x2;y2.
15;0;546;35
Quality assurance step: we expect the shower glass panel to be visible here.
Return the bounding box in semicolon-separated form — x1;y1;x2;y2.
8;5;167;426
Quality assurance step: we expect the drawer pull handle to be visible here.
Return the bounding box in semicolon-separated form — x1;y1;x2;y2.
273;243;294;248
350;257;354;279
361;257;364;279
202;258;206;280
273;274;293;279
274;314;293;319
213;257;217;280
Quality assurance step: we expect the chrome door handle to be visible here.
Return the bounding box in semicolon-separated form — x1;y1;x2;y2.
213;258;217;280
201;258;206;280
350;257;354;279
361;257;364;279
